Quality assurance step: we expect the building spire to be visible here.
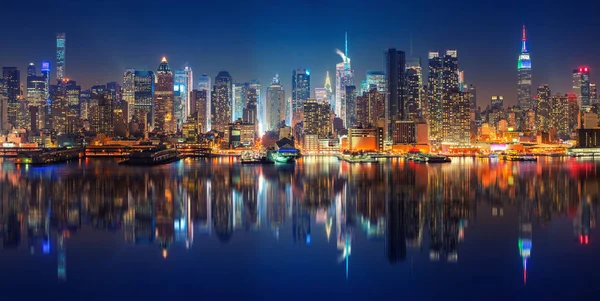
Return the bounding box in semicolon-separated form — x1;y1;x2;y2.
344;32;349;70
521;25;527;52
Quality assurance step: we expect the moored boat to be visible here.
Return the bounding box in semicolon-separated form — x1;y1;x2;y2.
119;144;180;165
15;147;82;166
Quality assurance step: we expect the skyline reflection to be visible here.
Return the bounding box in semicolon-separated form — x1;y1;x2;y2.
0;157;598;289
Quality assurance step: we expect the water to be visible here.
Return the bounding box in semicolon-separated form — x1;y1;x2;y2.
0;157;598;300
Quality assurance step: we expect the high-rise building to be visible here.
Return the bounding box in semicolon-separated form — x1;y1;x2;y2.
91;91;113;136
249;80;262;134
356;88;385;128
56;33;66;81
314;88;327;103
324;71;333;103
591;83;598;105
469;84;477;110
405;57;422;119
27;63;35;77
190;89;208;134
551;94;570;138
441;90;470;145
266;74;285;131
50;82;67;134
427;52;444;143
41;62;50;101
292;69;310;122
573;67;591;110
0;80;7;131
303;98;330;139
335;33;354;127
211;71;232;132
174;68;191;128
243;84;258;137
198;73;211;131
2;67;20;128
154;57;175;134
232;82;245;121
366;71;386;94
518;26;532;111
535;85;551;132
26;64;46;106
491;96;504;110
345;86;357;127
65;80;80;118
385;48;406;138
122;68;135;122
131;70;154;133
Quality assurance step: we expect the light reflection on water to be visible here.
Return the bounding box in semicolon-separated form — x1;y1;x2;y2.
0;157;598;299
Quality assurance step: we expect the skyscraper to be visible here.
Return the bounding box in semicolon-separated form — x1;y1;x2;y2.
303;98;331;138
122;68;135;122
154;57;175;134
405;68;421;120
174;69;191;128
190;89;208;133
2;67;20;128
334;34;355;127
517;26;532;111
441;90;470;145
356;88;385;128
56;33;66;80
345;85;357;127
491;96;504;110
41;62;50;100
292;69;310;124
324;71;333;103
232;83;245;121
536;84;551;132
427;52;444;143
385;48;406;139
211;71;232;132
366;71;386;94
26;64;46;106
266;74;285;131
91;91;114;136
132;70;154;133
573;67;591;110
198;73;211;131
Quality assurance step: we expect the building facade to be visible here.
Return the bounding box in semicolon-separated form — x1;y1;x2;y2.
517;26;532;111
154;57;175;134
211;71;232;132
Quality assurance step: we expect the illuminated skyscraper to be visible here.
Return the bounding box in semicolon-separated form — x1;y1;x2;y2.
303;98;331;138
345;85;357;127
26;64;46;106
56;33;66;80
335;33;355;126
491;96;504;110
405;56;422;119
517;26;532;111
442;90;470;145
535;84;551;132
190;89;208;133
198;73;211;131
91;91;113;136
211;71;232;132
292;69;310;123
2;67;20;128
41;62;50;100
573;67;591;110
366;71;386;94
232;83;245;121
314;88;327;103
385;48;406;139
266;74;285;131
551;94;570;138
131;70;154;133
324;71;333;103
427;52;443;143
122;68;135;122
154;57;175;134
174;69;191;128
356;88;385;128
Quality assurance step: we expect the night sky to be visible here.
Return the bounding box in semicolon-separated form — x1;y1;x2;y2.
2;0;600;107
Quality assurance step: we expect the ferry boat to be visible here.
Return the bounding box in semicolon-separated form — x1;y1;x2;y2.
119;144;181;166
414;154;452;163
268;138;300;164
240;152;273;165
15;147;82;166
337;152;379;163
500;153;537;162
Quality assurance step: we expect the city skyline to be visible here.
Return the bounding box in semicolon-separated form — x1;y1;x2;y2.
2;0;600;107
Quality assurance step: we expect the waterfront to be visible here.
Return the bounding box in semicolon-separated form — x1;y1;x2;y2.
0;157;598;300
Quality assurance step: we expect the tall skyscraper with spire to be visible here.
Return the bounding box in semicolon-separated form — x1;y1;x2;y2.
335;32;354;127
324;71;333;103
56;33;66;81
154;57;175;134
266;74;285;132
517;26;532;111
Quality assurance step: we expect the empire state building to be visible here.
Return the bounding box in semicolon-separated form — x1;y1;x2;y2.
517;26;532;111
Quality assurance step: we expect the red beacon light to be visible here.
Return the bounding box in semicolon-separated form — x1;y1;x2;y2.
584;67;589;72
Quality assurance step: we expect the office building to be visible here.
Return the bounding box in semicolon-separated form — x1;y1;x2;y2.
198;73;211;131
56;33;66;80
174;68;191;128
314;88;327;103
303;98;330;139
292;69;310;122
366;70;386;94
131;70;154;133
491;96;504;110
392;121;416;144
41;61;50;100
573;67;591;110
442;90;471;145
232;82;245;121
154;57;175;134
551;94;570;138
356;88;385;128
211;71;232;132
535;85;552;132
266;74;285;131
427;52;444;143
345;86;357;127
3;67;20;128
518;26;532;111
324;71;333;104
386;48;407;139
190;89;208;134
91;91;113;136
335;33;354;126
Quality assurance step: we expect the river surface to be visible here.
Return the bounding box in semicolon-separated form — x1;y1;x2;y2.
0;157;598;300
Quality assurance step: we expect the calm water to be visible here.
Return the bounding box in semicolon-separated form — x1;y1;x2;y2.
0;157;598;300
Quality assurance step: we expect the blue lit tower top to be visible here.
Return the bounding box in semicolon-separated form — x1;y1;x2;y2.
518;26;531;70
